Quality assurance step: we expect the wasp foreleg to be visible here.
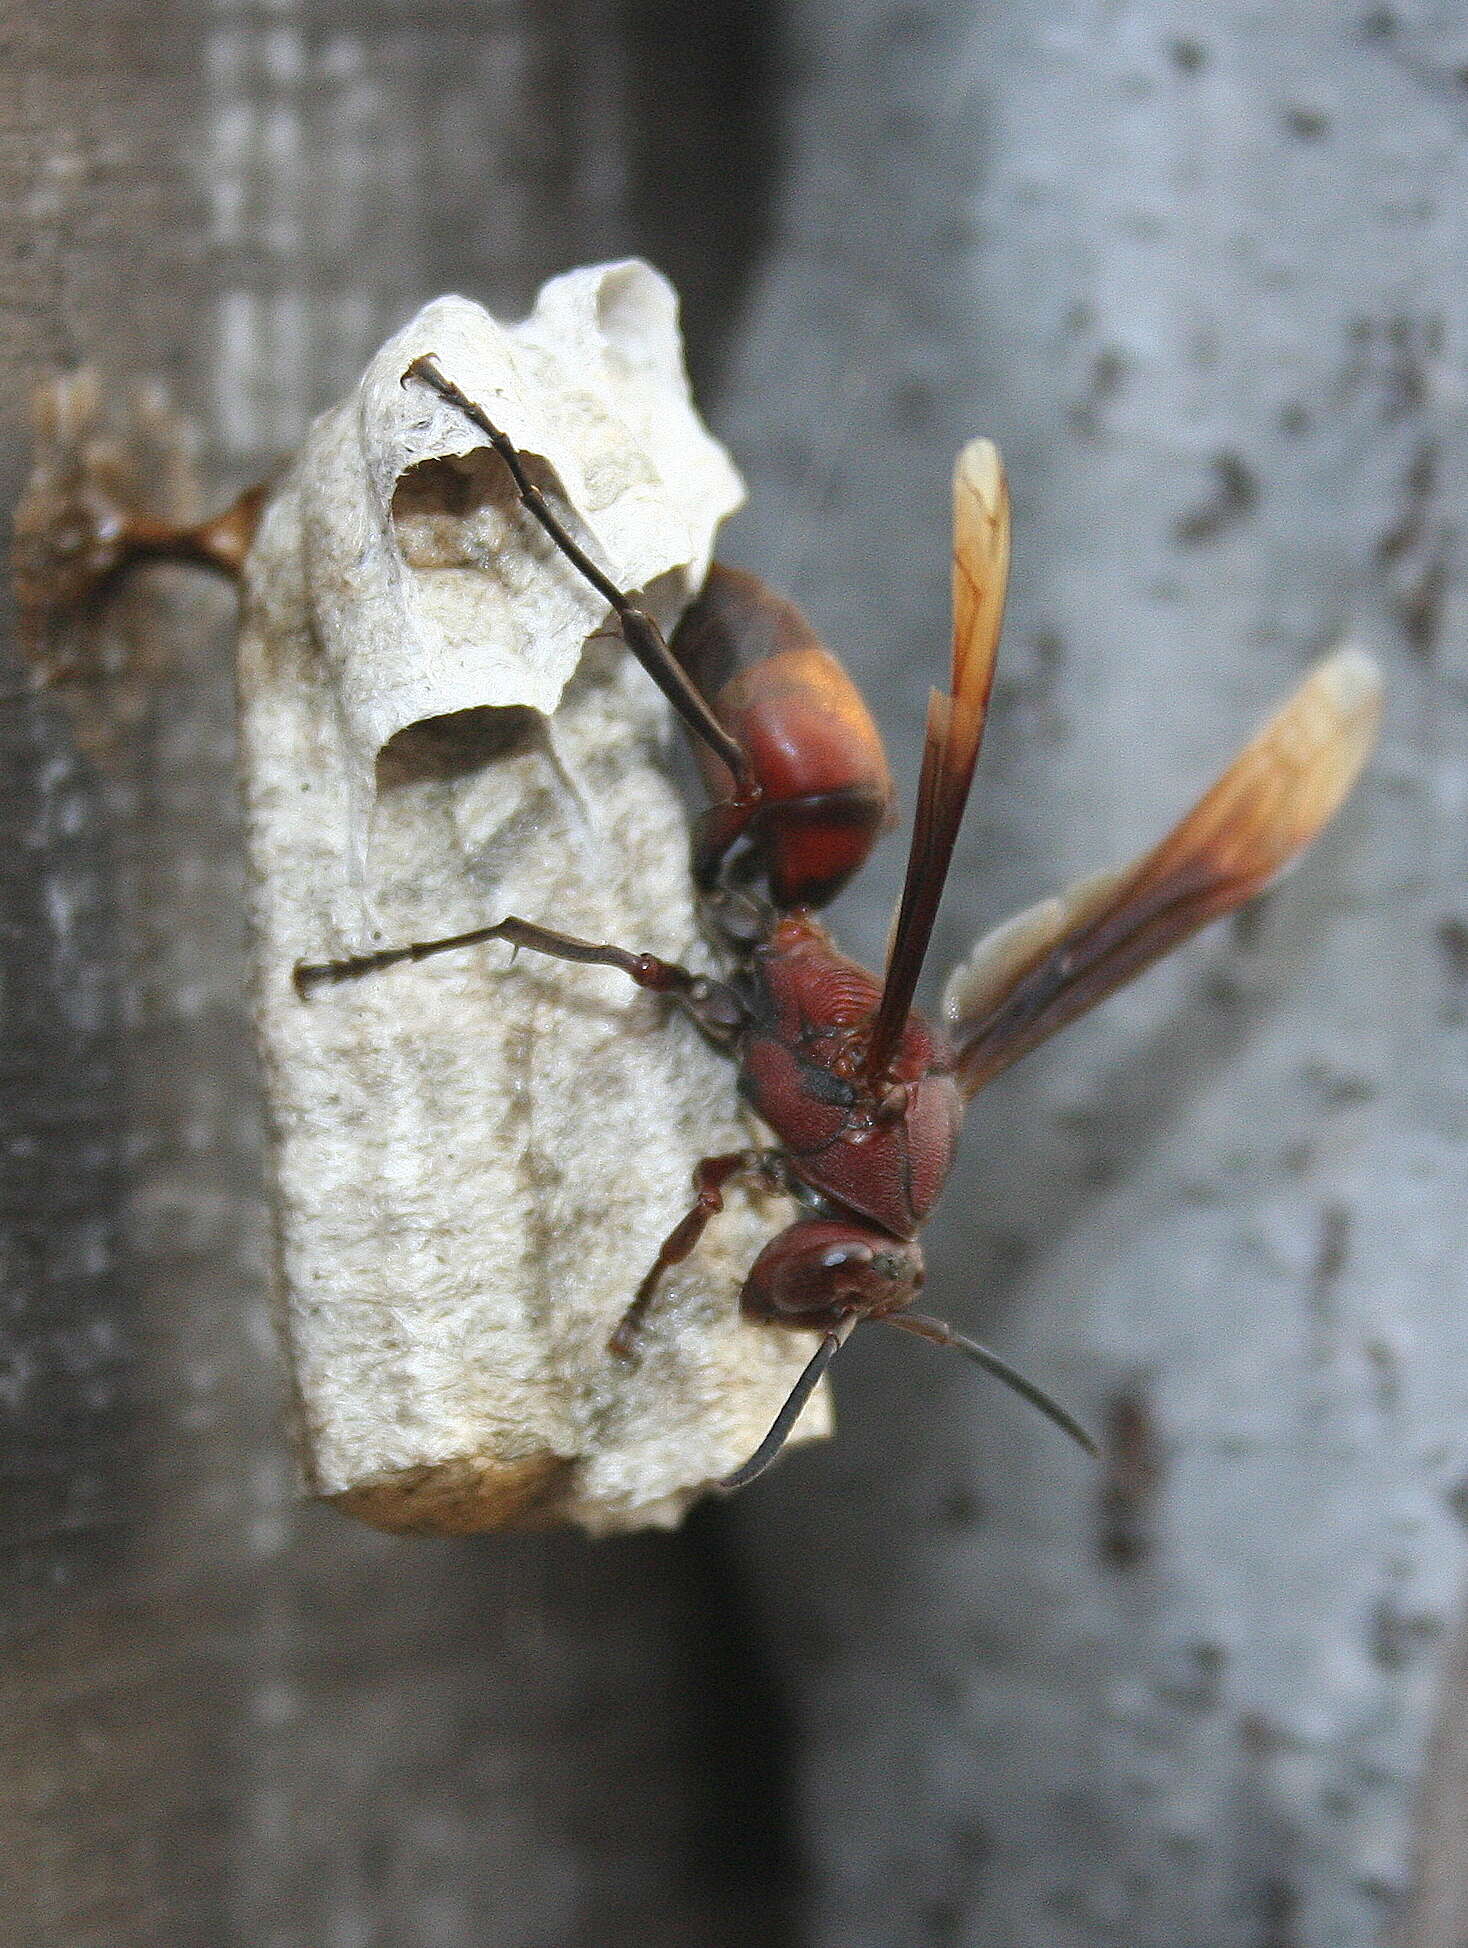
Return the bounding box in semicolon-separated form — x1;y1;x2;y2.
609;1148;790;1357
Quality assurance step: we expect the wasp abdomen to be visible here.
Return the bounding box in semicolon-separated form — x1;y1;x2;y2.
673;563;894;907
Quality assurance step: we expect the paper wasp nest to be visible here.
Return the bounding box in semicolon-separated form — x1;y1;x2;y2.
238;262;826;1534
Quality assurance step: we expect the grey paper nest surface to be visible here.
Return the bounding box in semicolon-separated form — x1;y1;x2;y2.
237;262;830;1535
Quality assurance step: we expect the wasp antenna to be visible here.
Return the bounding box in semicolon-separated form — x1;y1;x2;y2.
885;1311;1097;1456
719;1327;849;1491
403;354;757;799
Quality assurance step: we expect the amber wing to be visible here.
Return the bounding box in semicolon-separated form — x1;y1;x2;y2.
946;647;1383;1099
863;438;1011;1082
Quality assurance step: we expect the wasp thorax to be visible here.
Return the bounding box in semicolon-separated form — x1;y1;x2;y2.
741;1218;924;1331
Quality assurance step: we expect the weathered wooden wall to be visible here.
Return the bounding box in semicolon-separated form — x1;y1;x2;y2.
2;5;797;1946
3;4;1465;1947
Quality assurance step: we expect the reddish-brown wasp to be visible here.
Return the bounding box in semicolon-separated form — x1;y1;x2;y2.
295;356;1382;1487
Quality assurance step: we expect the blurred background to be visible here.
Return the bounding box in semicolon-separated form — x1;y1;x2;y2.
2;3;1465;1944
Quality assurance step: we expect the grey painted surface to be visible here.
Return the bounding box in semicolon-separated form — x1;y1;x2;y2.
714;4;1468;1945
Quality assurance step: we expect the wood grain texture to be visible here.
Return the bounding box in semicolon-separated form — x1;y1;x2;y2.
2;4;796;1945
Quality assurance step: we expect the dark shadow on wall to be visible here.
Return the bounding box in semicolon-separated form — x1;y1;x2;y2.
617;0;787;400
673;1496;804;1940
617;3;806;1940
